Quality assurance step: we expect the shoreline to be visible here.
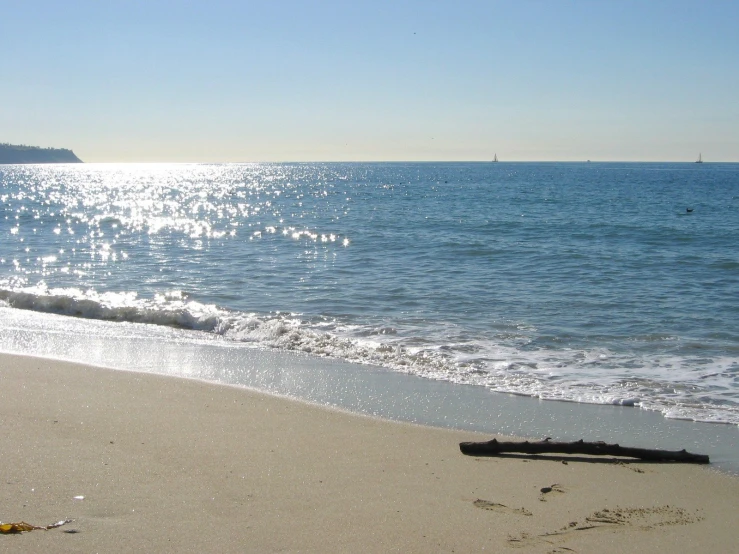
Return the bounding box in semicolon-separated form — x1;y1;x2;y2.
2;352;739;552
2;306;739;477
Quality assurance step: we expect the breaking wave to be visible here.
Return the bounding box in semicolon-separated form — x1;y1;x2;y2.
1;284;737;426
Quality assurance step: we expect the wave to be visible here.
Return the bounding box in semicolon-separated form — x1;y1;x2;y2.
1;284;737;426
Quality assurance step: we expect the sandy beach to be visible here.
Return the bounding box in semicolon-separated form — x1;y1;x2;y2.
1;352;738;553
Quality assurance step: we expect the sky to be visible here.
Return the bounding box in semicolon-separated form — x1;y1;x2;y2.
1;0;738;163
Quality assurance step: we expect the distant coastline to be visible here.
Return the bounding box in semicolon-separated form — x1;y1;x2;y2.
0;142;82;164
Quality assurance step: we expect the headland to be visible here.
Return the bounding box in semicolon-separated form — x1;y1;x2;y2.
0;142;82;163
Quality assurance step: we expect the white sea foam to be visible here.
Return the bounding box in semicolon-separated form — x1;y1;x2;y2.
1;285;737;426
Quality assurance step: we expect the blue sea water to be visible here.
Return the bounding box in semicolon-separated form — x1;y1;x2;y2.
1;162;738;429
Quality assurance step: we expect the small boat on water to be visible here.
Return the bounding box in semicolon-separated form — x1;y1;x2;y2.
696;153;703;163
492;154;498;163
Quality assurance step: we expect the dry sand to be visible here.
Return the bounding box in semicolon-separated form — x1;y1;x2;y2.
1;352;738;553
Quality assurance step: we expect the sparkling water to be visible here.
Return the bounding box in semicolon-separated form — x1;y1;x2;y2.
1;162;737;425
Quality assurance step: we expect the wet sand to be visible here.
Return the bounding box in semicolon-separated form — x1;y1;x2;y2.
1;353;738;553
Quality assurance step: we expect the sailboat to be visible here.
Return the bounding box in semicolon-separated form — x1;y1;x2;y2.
492;153;498;163
696;153;703;164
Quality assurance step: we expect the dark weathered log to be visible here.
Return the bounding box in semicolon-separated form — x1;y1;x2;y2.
459;438;710;464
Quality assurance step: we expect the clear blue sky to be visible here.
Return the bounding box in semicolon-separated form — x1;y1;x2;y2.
2;0;737;162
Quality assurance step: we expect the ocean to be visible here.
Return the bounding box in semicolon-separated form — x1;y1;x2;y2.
1;162;738;468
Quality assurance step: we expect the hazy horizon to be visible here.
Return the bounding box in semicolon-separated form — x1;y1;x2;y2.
2;1;737;163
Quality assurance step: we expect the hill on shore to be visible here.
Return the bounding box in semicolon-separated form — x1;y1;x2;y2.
0;142;83;164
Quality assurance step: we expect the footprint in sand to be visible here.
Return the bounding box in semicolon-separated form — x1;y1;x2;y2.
539;483;565;501
580;505;702;528
507;505;703;549
473;499;533;516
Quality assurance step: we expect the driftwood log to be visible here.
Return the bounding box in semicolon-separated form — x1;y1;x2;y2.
459;438;710;464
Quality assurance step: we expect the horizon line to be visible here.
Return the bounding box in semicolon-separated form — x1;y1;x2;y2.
36;159;738;165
